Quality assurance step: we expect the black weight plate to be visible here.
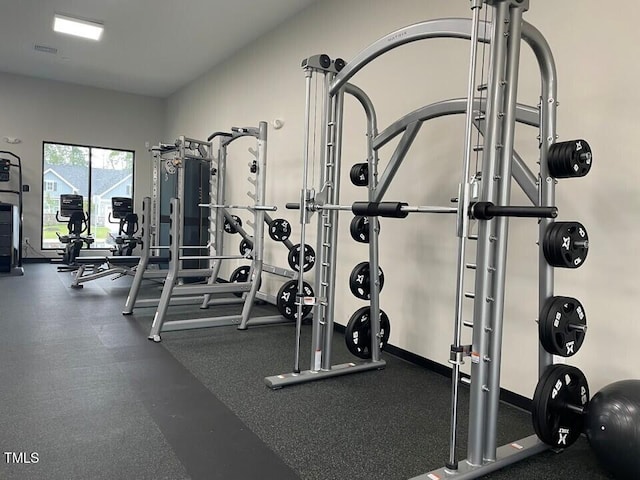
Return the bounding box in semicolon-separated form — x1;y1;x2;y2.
349;163;368;187
540;296;587;357
345;307;391;359
239;238;253;256
538;297;556;356
543;223;564;267
548;140;592;179
559;222;588;268
229;265;262;297
573;140;592;177
349;216;380;244
276;280;314;321
287;244;316;272
532;364;589;448
550;222;566;267
268;218;292;242
348;261;384;300
223;215;242;234
543;222;589;269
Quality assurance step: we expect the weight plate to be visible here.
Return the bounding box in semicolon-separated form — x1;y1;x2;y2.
348;261;385;300
287;244;316;272
548;139;592;179
276;280;314;321
239;238;253;257
345;306;391;359
229;265;261;297
349;216;380;243
543;222;589;269
349;163;368;187
223;215;242;234
539;296;587;357
532;364;589;448
268;218;292;242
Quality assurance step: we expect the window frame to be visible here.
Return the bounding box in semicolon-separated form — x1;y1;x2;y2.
41;141;136;250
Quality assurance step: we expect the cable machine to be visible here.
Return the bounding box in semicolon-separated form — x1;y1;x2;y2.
0;151;24;276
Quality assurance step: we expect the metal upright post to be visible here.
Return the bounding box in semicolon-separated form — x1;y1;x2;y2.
321;88;345;371
149;197;181;340
467;1;510;467
212;142;227;282
310;70;335;371
448;0;485;469
345;83;381;363
123;197;151;314
483;3;525;461
239;123;268;329
201;141;226;307
293;68;314;374
524;26;558;377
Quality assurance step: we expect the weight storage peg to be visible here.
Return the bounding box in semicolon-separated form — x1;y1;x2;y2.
229;265;262;297
287;243;316;272
543;221;589;268
349;163;368;187
276;280;314;321
223;215;242;234
349;262;385;300
548;139;592;178
539;296;587;357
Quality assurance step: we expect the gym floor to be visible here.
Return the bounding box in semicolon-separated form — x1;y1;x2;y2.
0;264;614;480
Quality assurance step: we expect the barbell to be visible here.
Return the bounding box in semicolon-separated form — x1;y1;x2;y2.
286;200;557;220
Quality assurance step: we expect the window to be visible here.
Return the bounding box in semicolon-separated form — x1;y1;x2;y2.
41;142;135;249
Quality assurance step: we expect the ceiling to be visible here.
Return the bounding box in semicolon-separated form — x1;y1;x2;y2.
0;0;316;97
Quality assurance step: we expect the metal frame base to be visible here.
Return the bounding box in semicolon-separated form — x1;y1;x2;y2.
411;435;549;480
151;314;291;340
265;360;386;389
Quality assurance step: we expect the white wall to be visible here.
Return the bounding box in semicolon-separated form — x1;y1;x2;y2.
0;72;164;258
165;0;640;398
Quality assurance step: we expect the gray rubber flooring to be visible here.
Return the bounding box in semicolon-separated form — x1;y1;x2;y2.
0;264;615;479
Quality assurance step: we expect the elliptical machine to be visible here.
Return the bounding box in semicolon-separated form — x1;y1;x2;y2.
56;194;93;270
108;197;139;256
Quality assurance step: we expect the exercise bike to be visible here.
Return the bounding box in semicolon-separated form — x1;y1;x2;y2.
55;194;93;271
108;197;140;256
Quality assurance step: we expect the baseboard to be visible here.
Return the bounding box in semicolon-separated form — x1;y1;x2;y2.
333;322;532;412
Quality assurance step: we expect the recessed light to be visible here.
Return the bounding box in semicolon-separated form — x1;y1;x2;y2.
53;14;103;41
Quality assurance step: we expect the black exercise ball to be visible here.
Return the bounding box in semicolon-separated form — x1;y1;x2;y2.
585;380;640;479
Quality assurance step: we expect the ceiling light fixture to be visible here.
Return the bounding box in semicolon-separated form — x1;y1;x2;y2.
53;14;104;41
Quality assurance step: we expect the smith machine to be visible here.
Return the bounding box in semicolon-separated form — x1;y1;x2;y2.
266;1;599;478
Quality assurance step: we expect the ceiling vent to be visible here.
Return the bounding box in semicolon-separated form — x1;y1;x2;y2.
34;44;58;54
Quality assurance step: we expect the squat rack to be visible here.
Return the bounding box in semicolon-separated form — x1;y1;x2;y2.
267;0;575;477
146;122;300;341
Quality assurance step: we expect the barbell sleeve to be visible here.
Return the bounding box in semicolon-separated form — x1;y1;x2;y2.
470;202;557;220
198;203;277;211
